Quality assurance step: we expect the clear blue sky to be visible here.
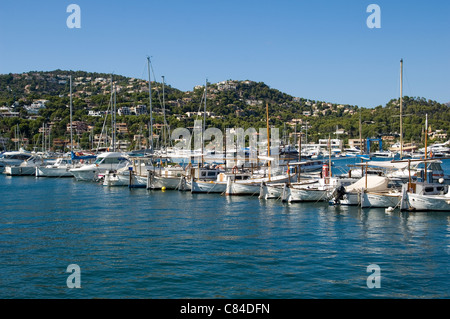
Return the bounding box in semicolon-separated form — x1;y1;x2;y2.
0;0;449;108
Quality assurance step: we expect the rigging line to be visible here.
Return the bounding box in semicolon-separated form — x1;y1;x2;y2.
149;59;165;111
403;68;414;99
194;88;206;129
96;97;112;153
148;60;170;145
185;89;206;152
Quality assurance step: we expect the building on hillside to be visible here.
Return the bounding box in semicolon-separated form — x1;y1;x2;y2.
217;80;237;91
185;111;216;118
132;104;147;115
348;139;365;150
116;123;128;134
53;138;70;149
67;121;88;135
318;139;343;151
118;107;131;116
88;110;104;117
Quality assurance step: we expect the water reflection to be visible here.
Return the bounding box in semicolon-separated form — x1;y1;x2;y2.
2;172;450;298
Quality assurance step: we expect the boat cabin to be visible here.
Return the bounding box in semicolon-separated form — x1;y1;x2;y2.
409;182;448;196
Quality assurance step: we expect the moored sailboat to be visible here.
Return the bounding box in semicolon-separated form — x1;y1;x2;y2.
70;151;130;181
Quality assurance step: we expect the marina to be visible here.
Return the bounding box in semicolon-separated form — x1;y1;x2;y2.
1;1;450;302
0;156;449;298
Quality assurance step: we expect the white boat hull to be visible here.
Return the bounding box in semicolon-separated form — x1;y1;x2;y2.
332;192;360;206
4;166;38;176
362;192;401;208
70;168;101;181
70;152;131;181
406;193;450;211
103;171;147;187
227;182;261;196
226;174;295;196
285;187;330;202
147;175;184;190
189;180;227;193
262;183;284;199
36;167;73;177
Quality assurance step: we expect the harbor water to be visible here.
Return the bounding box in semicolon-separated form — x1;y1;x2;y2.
0;158;449;299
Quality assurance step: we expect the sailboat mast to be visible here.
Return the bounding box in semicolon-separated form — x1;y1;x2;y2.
147;56;153;152
162;75;166;152
425;114;428;160
70;75;73;152
359;109;362;155
328;135;332;177
114;82;117;152
426;114;429;157
42;123;45;152
400;58;403;159
266;102;271;181
202;79;207;167
109;75;115;152
44;123;47;152
298;124;301;162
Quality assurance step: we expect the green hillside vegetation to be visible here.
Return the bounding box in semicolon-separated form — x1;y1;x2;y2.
0;71;448;152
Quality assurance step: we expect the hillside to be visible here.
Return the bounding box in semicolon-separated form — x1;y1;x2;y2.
0;70;448;152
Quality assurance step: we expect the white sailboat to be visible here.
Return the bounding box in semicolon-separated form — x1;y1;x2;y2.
36;75;82;178
225;170;295;196
146;165;186;190
70;151;130;181
0;150;33;173
282;176;356;203
399;121;450;211
338;161;404;208
361;159;449;208
401;181;450;211
4;154;44;176
2;124;39;175
362;190;402;208
178;80;227;192
103;157;153;187
36;156;78;177
330;175;391;206
225;103;295;196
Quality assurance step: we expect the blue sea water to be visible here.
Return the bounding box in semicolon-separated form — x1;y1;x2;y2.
0;158;449;299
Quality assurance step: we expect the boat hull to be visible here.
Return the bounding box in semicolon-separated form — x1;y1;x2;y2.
225;174;296;196
4;166;38;176
285;187;330;202
330;192;360;206
147;175;184;190
362;192;401;208
406;193;450;211
103;171;147;188
189;180;227;193
226;182;261;196
263;183;284;199
70;168;100;181
36;167;73;177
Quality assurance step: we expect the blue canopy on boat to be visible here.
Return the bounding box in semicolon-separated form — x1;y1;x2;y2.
71;151;97;160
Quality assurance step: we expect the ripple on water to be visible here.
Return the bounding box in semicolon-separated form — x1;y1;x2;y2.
1;171;450;298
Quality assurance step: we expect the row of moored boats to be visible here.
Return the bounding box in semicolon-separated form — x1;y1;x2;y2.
1;149;450;212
